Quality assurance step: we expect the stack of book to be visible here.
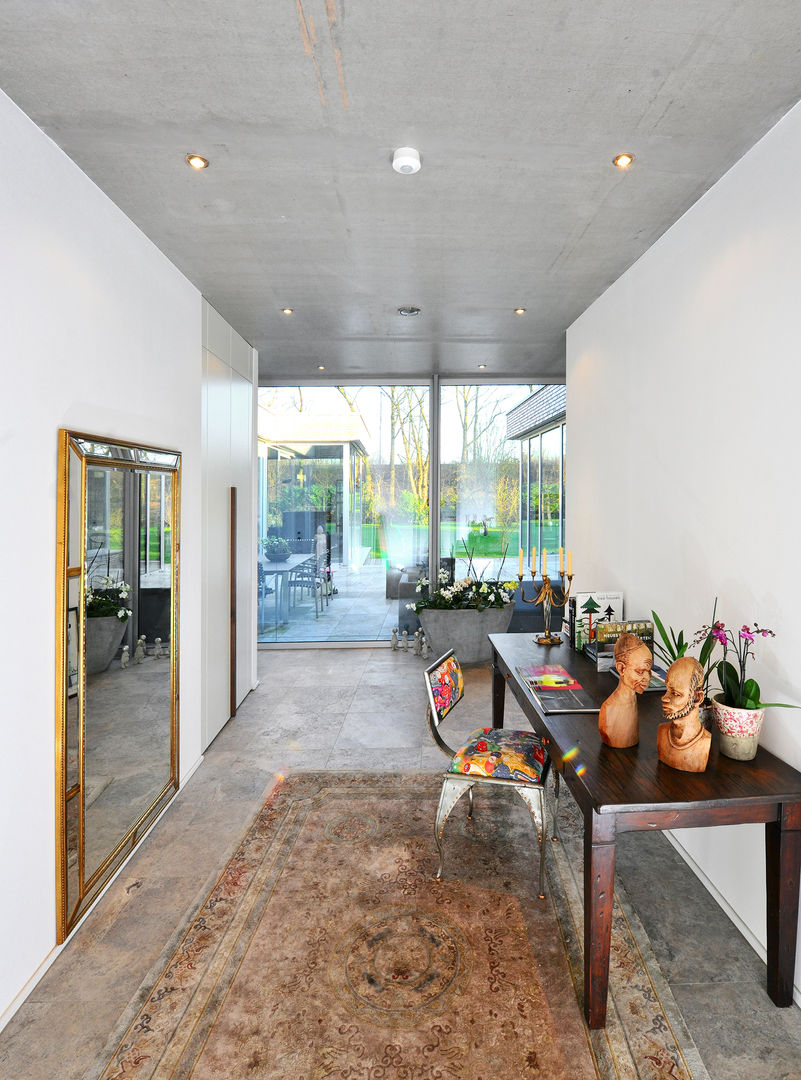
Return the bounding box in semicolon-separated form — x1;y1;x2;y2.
584;619;655;672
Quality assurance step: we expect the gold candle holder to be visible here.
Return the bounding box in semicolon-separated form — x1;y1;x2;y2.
517;570;574;646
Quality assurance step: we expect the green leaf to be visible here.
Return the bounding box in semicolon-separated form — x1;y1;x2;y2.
742;678;760;706
698;631;715;667
760;702;801;709
651;610;672;653
717;660;740;705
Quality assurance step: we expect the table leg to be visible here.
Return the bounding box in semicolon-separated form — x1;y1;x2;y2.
491;651;506;729
584;810;616;1028
765;801;801;1006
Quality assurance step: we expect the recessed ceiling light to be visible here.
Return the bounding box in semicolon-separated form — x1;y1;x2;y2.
318;365;325;371
514;308;526;315
397;306;421;317
281;308;294;315
613;153;634;169
392;147;421;175
478;364;487;370
185;154;209;170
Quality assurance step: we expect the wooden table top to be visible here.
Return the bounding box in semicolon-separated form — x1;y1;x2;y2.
490;634;801;818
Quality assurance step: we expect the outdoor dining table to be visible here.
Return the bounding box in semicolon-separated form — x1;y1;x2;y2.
261;553;315;634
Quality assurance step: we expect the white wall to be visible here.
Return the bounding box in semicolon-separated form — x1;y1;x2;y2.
201;301;258;749
0;89;205;1020
567;100;801;996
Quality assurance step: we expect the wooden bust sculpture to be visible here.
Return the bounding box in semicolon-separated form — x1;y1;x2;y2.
657;656;711;773
598;633;653;748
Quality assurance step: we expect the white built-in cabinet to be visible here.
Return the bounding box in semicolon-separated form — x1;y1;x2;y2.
201;300;258;749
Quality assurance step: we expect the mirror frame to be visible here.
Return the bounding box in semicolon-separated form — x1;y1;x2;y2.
55;429;181;942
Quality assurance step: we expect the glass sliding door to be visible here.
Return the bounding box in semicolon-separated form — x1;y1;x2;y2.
257;386;429;643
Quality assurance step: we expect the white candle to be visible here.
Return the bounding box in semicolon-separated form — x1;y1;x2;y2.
542;548;547;576
518;548;523;576
559;547;564;574
531;547;536;576
567;550;573;576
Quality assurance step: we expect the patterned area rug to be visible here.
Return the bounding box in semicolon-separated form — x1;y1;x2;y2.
90;772;709;1080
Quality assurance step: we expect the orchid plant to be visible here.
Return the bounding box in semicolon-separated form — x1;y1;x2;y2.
85;575;132;621
694;619;795;710
408;566;517;613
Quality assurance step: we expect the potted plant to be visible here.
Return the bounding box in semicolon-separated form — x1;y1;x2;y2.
85;575;133;675
695;619;798;760
408;567;517;663
653;602;718;720
262;536;292;563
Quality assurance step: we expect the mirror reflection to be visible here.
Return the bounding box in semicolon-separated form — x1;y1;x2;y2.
56;431;180;941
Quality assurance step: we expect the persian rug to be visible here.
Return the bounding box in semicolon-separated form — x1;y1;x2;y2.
90;772;709;1080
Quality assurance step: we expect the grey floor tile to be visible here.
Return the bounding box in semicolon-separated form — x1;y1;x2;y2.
334;710;424;750
324;746;424;771
3;648;801;1080
668;979;801;1080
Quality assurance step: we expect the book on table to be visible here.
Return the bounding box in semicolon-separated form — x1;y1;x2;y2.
515;663;601;714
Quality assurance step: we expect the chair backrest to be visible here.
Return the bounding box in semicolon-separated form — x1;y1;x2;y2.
424;650;464;757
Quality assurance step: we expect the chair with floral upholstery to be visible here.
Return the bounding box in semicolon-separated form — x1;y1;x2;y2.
424;649;557;898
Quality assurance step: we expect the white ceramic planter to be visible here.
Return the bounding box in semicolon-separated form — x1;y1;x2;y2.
418;606;514;664
711;694;765;761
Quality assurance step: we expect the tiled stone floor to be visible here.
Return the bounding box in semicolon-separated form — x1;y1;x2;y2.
1;648;800;1079
258;558;401;643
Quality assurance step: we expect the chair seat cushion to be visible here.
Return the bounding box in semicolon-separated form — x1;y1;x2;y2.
447;727;548;784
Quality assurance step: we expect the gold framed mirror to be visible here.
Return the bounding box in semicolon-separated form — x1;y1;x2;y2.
55;430;181;942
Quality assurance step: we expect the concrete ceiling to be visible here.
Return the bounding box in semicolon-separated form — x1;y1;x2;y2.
1;2;800;383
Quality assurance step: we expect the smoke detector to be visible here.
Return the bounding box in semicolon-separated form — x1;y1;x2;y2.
392;147;421;175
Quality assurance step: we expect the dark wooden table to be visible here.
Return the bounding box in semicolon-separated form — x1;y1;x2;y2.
489;633;801;1029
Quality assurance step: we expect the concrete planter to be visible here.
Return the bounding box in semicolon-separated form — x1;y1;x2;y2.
85;615;128;675
418;606;514;664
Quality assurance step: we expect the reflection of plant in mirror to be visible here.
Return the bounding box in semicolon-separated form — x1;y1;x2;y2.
85;575;132;620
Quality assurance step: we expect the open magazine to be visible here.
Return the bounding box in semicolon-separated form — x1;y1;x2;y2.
515;664;600;714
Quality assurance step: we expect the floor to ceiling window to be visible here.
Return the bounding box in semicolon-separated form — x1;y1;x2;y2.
507;385;567;576
439;385;536;581
256;382;563;645
257;386;430;643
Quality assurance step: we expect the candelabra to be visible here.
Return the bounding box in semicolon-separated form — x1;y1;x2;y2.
517;568;574;646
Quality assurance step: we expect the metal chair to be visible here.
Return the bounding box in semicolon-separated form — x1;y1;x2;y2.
424;649;556;898
288;556;323;618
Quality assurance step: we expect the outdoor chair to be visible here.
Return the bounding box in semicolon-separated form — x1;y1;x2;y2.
288;557;323;618
316;550;332;607
424;649;557;898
